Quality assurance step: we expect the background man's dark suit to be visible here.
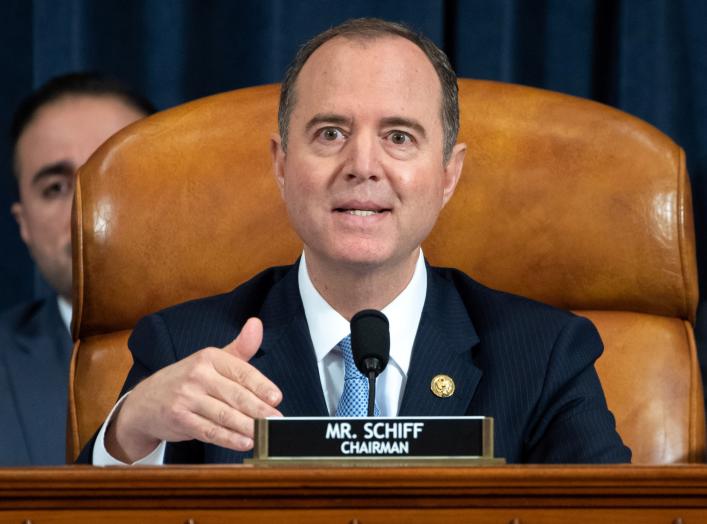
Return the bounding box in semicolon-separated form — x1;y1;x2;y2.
0;297;72;465
80;261;630;464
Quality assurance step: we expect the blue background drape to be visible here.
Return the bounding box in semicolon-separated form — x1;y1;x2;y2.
2;0;706;381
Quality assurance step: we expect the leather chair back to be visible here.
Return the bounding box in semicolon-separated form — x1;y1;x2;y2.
68;80;704;463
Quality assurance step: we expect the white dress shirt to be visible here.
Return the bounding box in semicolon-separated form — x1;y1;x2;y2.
57;296;72;334
300;251;427;416
94;250;428;465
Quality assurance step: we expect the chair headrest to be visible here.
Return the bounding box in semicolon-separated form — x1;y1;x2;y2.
73;80;697;337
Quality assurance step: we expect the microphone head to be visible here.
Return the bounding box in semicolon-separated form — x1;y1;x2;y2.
350;309;390;377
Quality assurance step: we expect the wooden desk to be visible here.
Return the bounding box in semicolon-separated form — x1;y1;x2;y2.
1;465;706;523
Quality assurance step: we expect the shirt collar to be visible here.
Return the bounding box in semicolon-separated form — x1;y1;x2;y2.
57;295;72;334
298;250;427;376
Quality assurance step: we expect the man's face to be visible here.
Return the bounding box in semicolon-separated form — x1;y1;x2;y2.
12;95;146;300
272;36;465;277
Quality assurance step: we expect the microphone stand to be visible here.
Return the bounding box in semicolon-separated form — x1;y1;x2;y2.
350;309;390;417
367;371;377;417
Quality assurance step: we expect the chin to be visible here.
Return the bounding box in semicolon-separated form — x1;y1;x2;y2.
37;262;73;299
331;246;412;273
307;243;382;268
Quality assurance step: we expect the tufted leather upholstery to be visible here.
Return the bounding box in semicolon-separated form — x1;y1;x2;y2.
68;79;704;464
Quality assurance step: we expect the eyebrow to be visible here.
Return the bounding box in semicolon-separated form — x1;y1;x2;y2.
31;160;75;186
304;113;352;133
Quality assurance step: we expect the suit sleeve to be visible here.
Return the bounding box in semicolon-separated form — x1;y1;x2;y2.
523;316;632;463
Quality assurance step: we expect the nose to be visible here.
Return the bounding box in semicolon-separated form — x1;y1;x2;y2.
344;131;382;182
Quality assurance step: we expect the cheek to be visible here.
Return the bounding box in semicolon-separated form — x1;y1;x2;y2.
397;164;446;203
283;177;311;213
283;178;319;227
284;159;329;203
24;200;71;238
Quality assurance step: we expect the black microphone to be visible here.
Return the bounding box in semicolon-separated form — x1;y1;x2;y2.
350;309;390;416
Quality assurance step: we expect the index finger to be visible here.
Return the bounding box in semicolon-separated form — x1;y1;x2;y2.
211;351;283;408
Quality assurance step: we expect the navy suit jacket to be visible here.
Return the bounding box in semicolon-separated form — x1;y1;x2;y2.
82;262;631;464
0;297;72;465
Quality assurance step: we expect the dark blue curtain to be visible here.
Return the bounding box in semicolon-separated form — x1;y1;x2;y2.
2;0;706;366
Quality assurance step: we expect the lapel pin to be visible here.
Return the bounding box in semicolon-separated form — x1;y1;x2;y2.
431;374;455;398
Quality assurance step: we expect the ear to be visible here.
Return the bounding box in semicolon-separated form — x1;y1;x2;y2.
10;202;31;245
441;142;467;208
270;134;286;198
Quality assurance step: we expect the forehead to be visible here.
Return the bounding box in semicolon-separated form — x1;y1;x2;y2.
292;35;442;128
15;95;145;183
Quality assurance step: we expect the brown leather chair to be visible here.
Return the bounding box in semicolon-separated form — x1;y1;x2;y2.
68;79;705;464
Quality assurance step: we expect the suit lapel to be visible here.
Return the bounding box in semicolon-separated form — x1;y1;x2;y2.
254;261;327;416
5;298;72;464
399;267;482;416
252;312;328;417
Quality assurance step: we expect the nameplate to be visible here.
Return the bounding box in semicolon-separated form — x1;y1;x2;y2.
250;416;500;464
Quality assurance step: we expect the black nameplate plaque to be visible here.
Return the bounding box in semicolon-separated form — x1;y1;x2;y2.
251;416;501;465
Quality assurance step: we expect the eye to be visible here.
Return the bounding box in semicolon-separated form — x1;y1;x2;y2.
318;127;345;142
387;131;413;145
40;178;72;200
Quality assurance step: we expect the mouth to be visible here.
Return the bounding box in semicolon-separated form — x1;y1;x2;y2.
334;208;389;217
333;200;392;217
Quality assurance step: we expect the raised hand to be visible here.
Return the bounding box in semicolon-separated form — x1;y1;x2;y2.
105;317;282;463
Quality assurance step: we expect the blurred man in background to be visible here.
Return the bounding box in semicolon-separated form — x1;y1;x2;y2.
0;73;155;465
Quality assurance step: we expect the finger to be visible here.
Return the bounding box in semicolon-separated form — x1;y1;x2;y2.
206;370;283;420
178;410;255;451
190;394;258;439
210;355;283;409
222;317;263;361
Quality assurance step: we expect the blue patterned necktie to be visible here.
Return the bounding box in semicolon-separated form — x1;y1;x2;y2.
335;334;380;417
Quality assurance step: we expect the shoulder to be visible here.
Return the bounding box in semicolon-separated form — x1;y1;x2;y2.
0;298;53;338
155;264;293;326
428;266;600;355
129;264;296;359
430;266;576;322
0;299;54;368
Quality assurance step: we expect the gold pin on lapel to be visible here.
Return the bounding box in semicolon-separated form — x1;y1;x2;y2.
431;374;455;398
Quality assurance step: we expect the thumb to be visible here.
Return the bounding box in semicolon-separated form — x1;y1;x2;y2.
222;317;263;361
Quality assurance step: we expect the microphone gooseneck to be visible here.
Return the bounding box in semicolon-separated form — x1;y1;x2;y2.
350;309;390;416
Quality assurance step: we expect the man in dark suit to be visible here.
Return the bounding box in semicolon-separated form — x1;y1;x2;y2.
0;73;154;465
90;19;631;465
